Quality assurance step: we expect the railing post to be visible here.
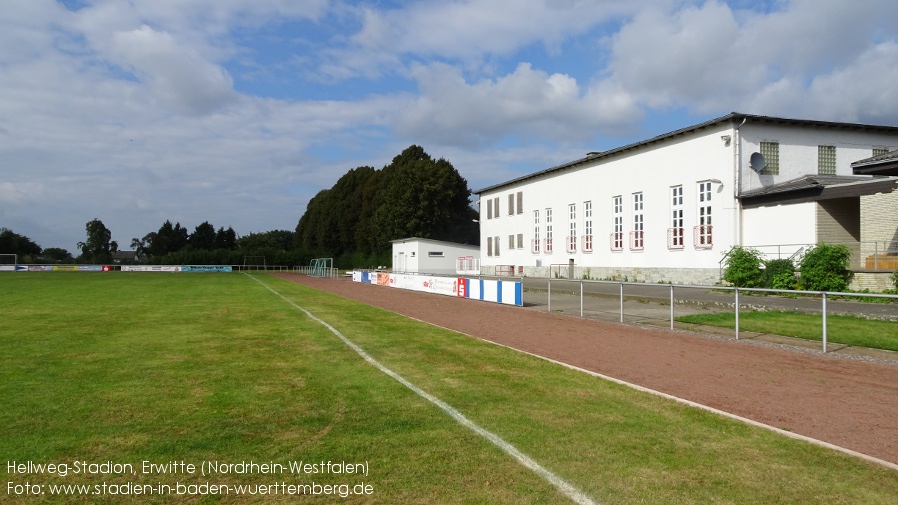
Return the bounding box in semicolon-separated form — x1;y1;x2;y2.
580;280;584;318
548;278;551;313
619;282;624;323
735;288;740;340
669;284;674;330
822;292;828;353
874;241;879;270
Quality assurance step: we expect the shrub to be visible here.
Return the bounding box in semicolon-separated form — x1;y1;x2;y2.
723;246;764;288
798;243;851;292
763;258;796;290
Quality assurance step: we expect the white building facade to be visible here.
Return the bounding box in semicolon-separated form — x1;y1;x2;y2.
476;113;898;285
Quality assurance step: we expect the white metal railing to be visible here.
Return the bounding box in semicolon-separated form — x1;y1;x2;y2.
545;278;898;353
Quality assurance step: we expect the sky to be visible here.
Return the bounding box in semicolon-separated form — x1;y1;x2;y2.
2;0;898;254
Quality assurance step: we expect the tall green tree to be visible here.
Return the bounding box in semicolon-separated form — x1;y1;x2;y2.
368;145;478;252
0;228;42;259
42;247;73;262
189;221;217;250
216;226;237;250
146;220;188;257
77;218;117;263
293;145;478;265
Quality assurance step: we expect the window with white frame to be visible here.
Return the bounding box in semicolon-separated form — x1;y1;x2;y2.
669;186;684;249
516;191;523;214
611;196;623;250
487;236;493;256
631;192;644;250
494;197;500;218
508;194;515;215
517;233;524;249
494;235;500;256
533;210;540;253
696;182;712;248
487;198;493;220
508;234;515;250
583;201;593;252
759;141;779;175
818;145;836;175
567;203;577;252
545;208;553;253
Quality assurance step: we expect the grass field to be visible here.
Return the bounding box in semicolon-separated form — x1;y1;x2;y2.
2;273;897;504
676;311;898;352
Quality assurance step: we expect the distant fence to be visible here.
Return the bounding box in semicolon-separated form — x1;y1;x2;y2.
4;264;289;272
544;278;898;353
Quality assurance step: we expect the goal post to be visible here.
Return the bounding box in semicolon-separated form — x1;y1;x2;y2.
309;258;335;278
243;255;267;271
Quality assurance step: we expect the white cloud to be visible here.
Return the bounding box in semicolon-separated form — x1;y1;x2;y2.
605;0;898;122
321;0;646;80
397;62;640;147
110;25;238;115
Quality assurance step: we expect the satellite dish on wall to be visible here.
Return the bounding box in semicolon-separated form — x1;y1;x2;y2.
749;152;767;173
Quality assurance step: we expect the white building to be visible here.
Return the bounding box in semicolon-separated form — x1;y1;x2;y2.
475;112;898;286
391;237;479;275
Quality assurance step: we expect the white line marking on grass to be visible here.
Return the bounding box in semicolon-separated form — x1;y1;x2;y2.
249;275;599;505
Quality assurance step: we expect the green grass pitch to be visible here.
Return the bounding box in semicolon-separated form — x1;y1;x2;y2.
1;273;897;504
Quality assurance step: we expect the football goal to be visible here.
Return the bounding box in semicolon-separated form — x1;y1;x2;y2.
308;258;336;278
243;256;267;271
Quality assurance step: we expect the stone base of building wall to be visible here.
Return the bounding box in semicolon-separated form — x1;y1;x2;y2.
483;265;721;286
850;272;895;292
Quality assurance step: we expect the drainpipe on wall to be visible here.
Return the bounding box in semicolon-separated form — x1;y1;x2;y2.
734;117;748;246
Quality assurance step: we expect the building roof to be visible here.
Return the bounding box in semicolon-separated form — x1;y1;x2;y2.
739;175;898;207
475;112;898;194
851;149;898;176
389;237;479;248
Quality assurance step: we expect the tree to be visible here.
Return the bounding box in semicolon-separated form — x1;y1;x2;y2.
189;221;217;250
368;145;478;252
0;228;42;258
146;220;188;257
131;235;150;258
77;218;117;263
238;230;294;251
42;247;73;262
216;226;237;250
294;145;479;265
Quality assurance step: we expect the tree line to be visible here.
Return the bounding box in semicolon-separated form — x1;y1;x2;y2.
1;221;302;266
3;145;480;269
293;145;479;267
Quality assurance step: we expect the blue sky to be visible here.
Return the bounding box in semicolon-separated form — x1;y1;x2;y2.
2;0;898;254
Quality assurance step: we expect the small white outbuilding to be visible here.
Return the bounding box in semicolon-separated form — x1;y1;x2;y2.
390;237;479;275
